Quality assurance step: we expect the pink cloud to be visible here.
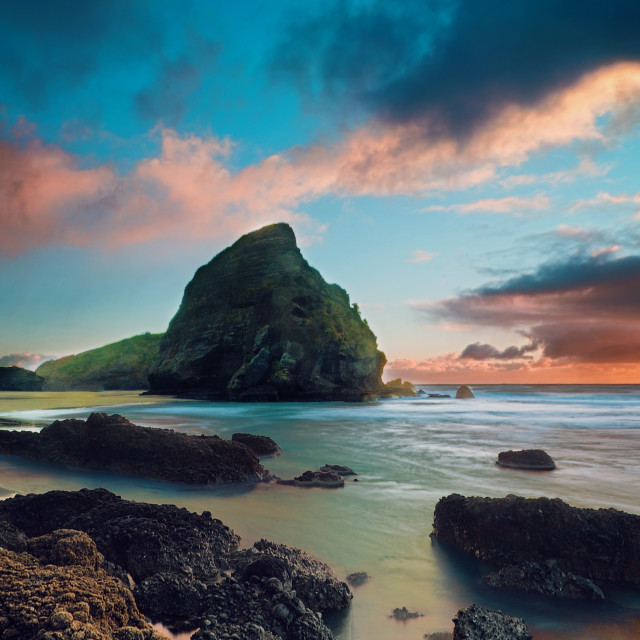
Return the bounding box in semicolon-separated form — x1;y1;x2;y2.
407;249;438;263
3;62;640;256
420;195;550;215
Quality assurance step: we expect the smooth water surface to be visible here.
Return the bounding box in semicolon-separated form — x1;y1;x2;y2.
1;385;639;639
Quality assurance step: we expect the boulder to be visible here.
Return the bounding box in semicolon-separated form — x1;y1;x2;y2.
432;493;640;588
0;366;44;391
319;464;356;476
0;412;269;485
346;571;369;586
381;378;418;397
453;604;532;640
455;385;475;399
483;559;604;600
232;432;282;456
390;606;421;620
148;223;386;401
497;450;555;470
294;470;344;488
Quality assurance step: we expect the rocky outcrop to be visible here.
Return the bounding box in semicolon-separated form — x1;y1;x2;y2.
432;494;640;589
232;432;282;456
277;470;345;488
0;529;166;640
497;450;556;470
148;223;386;401
319;464;356;476
381;378;418;397
455;385;474;399
0;365;44;391
484;559;604;600
0;412;269;485
0;489;351;639
453;604;532;640
36;332;163;391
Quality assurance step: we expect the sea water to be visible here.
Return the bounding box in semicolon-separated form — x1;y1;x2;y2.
1;385;639;640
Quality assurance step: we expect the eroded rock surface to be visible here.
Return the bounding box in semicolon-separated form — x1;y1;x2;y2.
148;223;386;401
0;412;269;485
497;450;556;470
433;493;640;588
453;604;532;640
232;432;282;456
455;385;475;399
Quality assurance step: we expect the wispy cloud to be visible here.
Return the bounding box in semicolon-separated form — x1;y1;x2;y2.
499;157;611;189
421;195;550;215
407;249;438;263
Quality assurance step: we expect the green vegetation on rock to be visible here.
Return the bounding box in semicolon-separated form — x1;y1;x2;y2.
0;366;45;391
36;333;163;391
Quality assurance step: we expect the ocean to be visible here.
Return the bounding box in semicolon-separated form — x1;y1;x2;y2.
1;385;639;640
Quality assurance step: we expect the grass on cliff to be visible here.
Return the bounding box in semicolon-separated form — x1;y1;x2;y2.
36;332;163;390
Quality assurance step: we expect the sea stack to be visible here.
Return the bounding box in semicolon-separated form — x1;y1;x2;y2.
148;223;386;401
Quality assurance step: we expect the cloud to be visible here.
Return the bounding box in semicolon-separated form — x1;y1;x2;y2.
499;157;611;189
459;341;538;360
570;191;640;213
416;253;640;365
422;195;550;215
272;0;640;138
408;249;438;263
0;353;54;371
4;61;640;256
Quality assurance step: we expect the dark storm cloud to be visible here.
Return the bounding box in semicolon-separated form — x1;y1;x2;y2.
460;341;538;360
272;0;640;137
421;253;640;364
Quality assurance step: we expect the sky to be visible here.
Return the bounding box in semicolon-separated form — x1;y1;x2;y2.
2;0;640;384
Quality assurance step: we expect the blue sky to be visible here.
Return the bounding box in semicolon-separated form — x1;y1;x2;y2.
2;0;640;383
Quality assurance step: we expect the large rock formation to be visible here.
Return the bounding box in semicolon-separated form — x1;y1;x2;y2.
0;489;351;639
37;332;163;391
148;223;386;401
432;493;640;589
0;366;44;391
0;412;269;485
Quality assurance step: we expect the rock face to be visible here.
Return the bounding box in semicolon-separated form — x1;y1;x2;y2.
455;385;475;399
36;332;163;391
484;559;604;600
0;489;352;638
0;366;44;391
0;529;166;640
0;412;269;485
433;493;640;589
148;223;386;401
232;432;282;456
497;449;556;470
381;378;418;397
453;604;532;640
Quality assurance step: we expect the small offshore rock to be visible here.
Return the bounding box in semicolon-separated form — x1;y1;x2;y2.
381;378;418;397
484;559;604;600
455;385;474;399
319;464;356;476
292;470;344;488
453;604;532;640
346;571;369;587
428;393;451;398
232;433;282;456
390;606;421;620
497;449;556;471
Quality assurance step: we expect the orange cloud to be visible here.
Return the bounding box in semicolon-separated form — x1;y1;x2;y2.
3;62;640;256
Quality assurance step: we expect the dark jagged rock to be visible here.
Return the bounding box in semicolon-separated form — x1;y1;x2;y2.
453;604;532;640
319;464;356;476
433;494;640;588
148;223;386;401
455;385;474;399
0;530;166;640
381;378;418;397
390;606;421;620
36;332;163;391
294;470;344;488
0;489;352;638
0;412;269;485
484;559;604;600
232;432;282;456
0;365;44;391
428;393;451;398
497;449;556;470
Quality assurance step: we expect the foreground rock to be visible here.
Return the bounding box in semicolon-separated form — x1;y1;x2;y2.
453;604;532;640
484;559;604;600
0;412;269;485
232;432;282;456
433;493;640;589
148;223;386;401
0;365;44;391
0;489;350;639
455;385;474;399
497;450;555;470
0;529;166;640
36;332;163;391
